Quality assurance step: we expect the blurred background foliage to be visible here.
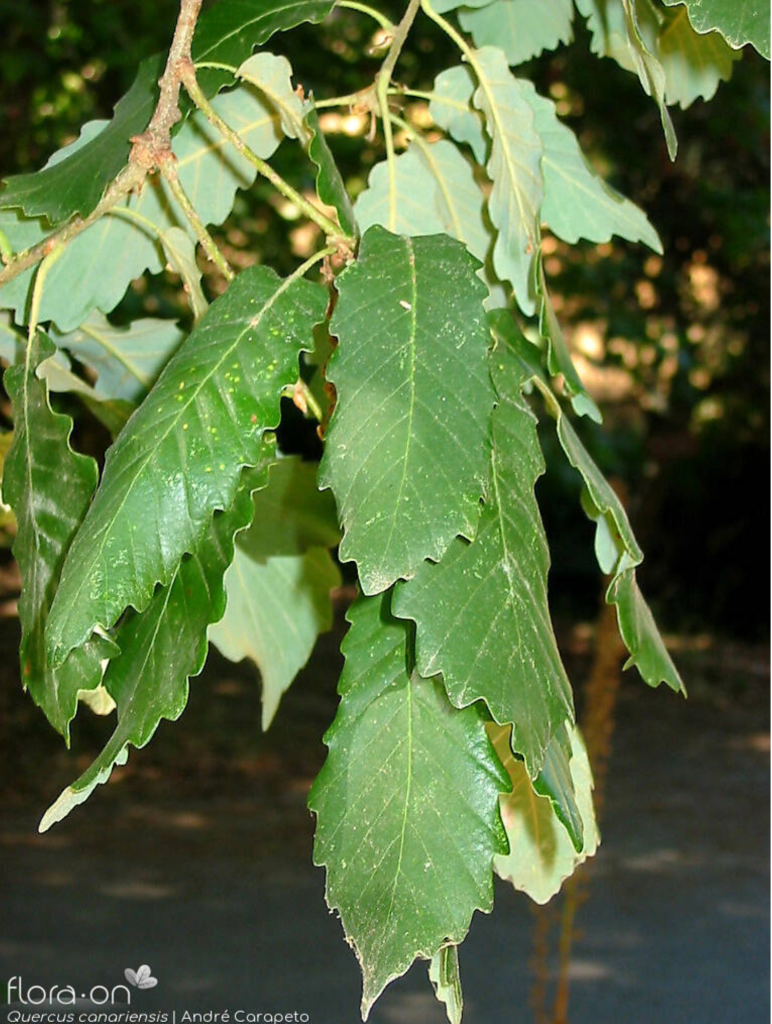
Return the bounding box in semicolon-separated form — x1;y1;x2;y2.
0;0;768;640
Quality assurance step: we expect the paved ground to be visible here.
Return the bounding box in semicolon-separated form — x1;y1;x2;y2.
1;621;768;1024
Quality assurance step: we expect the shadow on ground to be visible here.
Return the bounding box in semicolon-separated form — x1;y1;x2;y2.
0;614;768;1023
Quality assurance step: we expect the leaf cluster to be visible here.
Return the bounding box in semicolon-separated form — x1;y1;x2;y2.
0;0;764;1018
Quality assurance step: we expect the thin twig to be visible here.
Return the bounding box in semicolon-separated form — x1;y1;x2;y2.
161;158;234;280
375;0;422;229
129;0;203;165
0;0;205;290
179;62;353;246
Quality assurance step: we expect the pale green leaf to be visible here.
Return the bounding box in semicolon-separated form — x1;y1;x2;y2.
472;47;543;315
662;0;770;58
1;315;134;435
209;545;340;729
235;52;308;137
460;0;574;66
39;459;273;832
428;66;488;163
45;264;327;667
428;945;463;1024
353;140;495;294
491;722;599;904
320;225;494;595
238;456;340;559
0;56;162;223
521;83;662;251
0;59;299;332
50;312;185;404
3;333;111;740
308;592;509;1018
393;340;574;777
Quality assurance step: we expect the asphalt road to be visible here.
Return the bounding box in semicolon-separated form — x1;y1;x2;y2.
1;631;768;1024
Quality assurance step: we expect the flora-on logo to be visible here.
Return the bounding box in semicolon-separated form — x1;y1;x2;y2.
124;966;158;990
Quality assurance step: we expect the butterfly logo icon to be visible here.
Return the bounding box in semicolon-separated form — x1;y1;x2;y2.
124;966;158;990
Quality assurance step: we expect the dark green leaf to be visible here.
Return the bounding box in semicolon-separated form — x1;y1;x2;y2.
662;0;770;58
308;592;508;1018
532;723;583;851
320;225;494;595
306;106;358;238
393;340;574;777
46;264;327;667
536;260;602;422
192;0;336;96
0;56;162;223
3;333;111;740
39;459;273;831
238;456;340;559
494;322;684;695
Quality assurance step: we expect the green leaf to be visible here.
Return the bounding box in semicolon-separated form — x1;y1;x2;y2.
45;263;327;667
393;339;574;777
39;459;273;832
3;333;110;740
192;0;336;96
471;47;543;315
50;312;185;404
308;592;509;1018
536;261;602;423
0;58;300;332
656;4;741;107
495;319;684;695
353;141;494;289
0;55;162;223
1;315;135;436
521;83;662;252
320;225;494;595
622;0;678;159
160;227;209;322
532;722;583;851
490;721;599;905
306;106;358;239
662;0;770;58
428;946;463;1024
238;456;340;559
608;567;685;689
209;455;340;727
428;66;488;164
459;0;574;66
576;0;677;157
209;545;340;728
